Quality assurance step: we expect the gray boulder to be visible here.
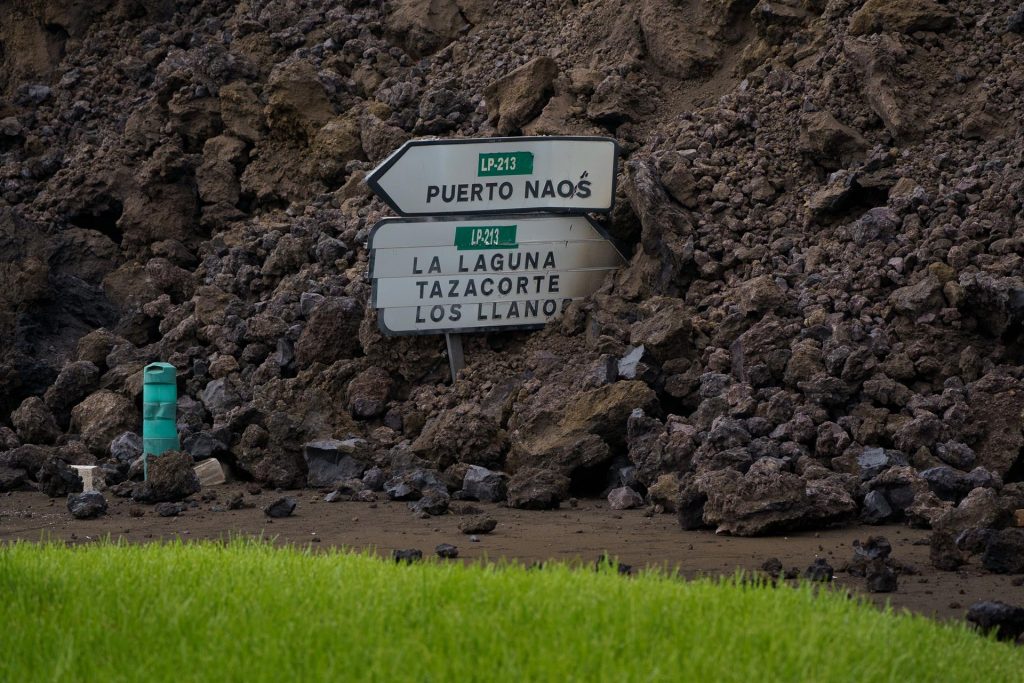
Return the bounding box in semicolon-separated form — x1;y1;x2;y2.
110;432;142;465
607;486;644;510
303;439;369;488
67;491;107;519
264;497;297;518
461;465;508;503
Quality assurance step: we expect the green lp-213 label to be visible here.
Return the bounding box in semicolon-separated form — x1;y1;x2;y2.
454;225;519;250
477;152;533;176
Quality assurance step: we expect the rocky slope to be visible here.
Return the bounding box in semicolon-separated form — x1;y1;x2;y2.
2;0;1023;563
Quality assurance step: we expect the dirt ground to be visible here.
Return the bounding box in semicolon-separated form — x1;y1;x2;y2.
2;483;1017;623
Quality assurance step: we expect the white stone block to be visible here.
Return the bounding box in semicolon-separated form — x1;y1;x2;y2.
194;458;226;487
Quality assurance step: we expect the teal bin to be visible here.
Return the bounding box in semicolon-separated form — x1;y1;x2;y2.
142;362;180;479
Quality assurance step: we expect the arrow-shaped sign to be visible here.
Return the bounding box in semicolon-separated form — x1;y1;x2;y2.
367;215;627;335
365;136;618;216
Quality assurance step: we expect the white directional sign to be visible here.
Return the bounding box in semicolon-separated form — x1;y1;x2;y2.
365;136;618;216
368;216;627;335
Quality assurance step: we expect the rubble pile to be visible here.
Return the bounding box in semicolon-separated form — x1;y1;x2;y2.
1;0;1023;560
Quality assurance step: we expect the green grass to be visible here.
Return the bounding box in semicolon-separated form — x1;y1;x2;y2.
1;541;1020;682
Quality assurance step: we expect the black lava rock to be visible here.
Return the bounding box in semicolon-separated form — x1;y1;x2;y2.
461;465;509;503
393;548;423;563
761;557;783;578
920;466;970;502
955;527;995;555
849;535;893;576
866;560;898;593
966;601;1024;641
264;497;297;518
981;529;1024;574
804;558;834;582
435;543;459;559
1009;4;1024;33
860;490;893;525
37;457;83;498
408;491;450;516
155;501;185;517
67;491;107;519
676;487;708;530
930;530;966;571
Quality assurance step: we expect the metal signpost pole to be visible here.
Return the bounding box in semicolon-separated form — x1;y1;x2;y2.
445;333;465;383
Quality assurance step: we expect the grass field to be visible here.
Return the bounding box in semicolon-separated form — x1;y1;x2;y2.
1;540;1021;682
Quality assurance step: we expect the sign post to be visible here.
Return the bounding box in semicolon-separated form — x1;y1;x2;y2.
364;136;626;382
445;333;465;383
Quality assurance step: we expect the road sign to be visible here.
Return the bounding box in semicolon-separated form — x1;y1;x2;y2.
365;136;618;216
367;215;627;335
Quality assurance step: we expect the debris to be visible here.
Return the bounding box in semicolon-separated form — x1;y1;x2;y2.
264;497;297;518
193;458;226;487
67;491;107;519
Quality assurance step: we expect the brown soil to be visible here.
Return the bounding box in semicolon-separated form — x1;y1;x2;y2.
2;484;1016;623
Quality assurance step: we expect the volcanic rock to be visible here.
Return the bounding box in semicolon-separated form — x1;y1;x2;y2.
981;530;1024;574
761;558;783;579
67;491;107;519
506;468;570;510
459;514;497;535
363;467;387;492
294;297;362;369
965;374;1024;478
70;391;138;455
866;561;898;593
966;602;1024;642
12;397;60;444
347;367;392;419
36;457;83;498
0;465;27;492
920;466;971;503
393;548;424;563
461;465;508;503
508;380;657;475
132;451;200;503
607;486;644;510
435;543;459;559
847;535;893;576
798;111;868;169
849;0;955;35
804;558;834;583
264;497;297;518
484;57;558;135
385;468;447;501
930;531;966;571
861;491;894;525
155;502;185;517
303;439;369;488
385;0;467;57
696;459;854;536
411;406;505;471
409;491;450;516
110;432;143;466
646;473;680;512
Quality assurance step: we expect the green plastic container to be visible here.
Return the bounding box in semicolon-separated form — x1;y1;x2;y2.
142;362;179;479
